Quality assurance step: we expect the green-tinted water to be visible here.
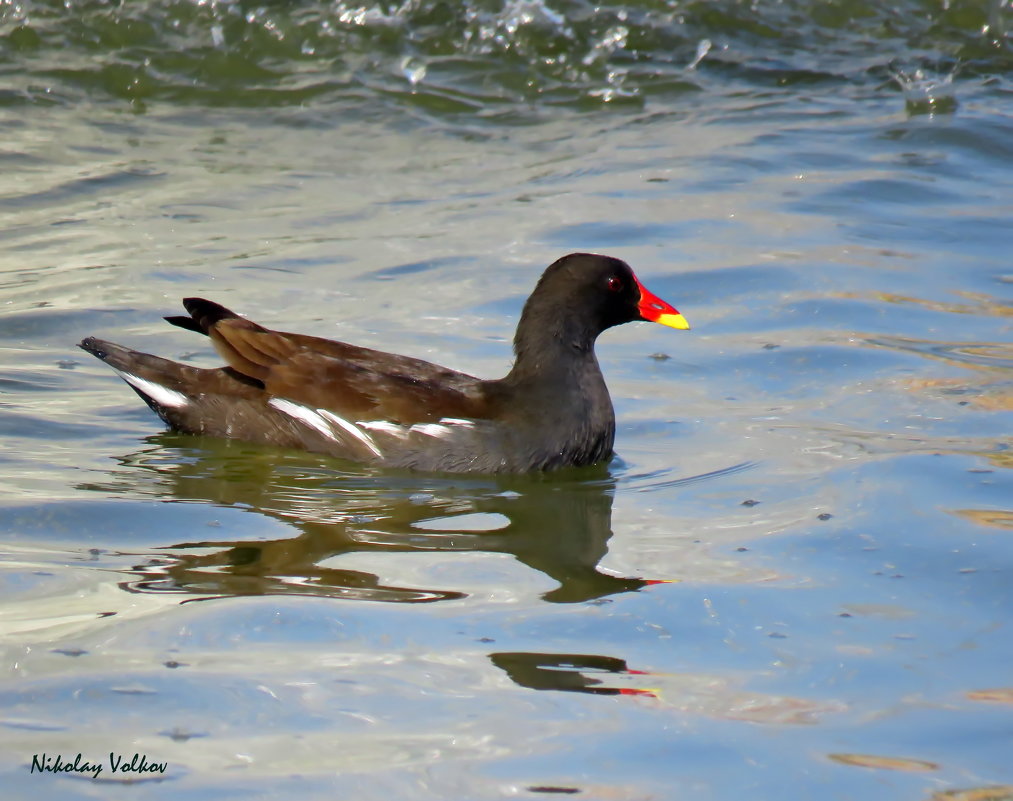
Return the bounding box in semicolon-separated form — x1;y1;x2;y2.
1;1;1011;798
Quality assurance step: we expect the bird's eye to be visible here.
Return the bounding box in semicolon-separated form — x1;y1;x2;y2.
607;276;623;292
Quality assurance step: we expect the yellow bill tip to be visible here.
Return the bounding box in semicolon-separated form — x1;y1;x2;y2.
655;312;690;331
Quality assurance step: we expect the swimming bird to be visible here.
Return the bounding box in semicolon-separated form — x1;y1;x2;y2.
79;253;689;473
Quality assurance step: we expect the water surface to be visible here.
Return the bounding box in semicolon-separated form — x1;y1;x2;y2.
1;1;1011;798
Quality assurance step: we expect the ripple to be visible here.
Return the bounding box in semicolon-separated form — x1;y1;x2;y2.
0;165;163;210
0;0;1006;115
622;460;759;493
865;336;1013;370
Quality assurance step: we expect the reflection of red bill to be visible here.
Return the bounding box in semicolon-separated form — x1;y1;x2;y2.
619;687;660;698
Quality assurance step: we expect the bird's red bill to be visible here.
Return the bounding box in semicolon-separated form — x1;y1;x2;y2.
634;276;690;330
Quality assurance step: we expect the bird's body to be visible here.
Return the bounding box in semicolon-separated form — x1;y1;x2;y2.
80;253;688;473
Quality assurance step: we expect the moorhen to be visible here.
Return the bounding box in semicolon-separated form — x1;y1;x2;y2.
79;253;689;473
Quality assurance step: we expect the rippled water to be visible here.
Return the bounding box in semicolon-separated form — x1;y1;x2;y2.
1;0;1012;798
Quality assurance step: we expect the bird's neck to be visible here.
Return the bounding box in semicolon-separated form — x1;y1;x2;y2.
507;328;600;388
509;303;599;378
496;303;615;463
497;343;616;470
502;324;612;429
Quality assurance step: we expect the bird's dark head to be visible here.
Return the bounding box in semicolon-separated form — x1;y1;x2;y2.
516;253;689;356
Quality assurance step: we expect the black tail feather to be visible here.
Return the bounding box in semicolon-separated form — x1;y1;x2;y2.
160;297;244;336
164;315;205;334
182;297;241;331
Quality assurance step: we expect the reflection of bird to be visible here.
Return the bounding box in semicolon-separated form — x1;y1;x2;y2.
88;439;658;605
80;254;688;473
490;652;656;697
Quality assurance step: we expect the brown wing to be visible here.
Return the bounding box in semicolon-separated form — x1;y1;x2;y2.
175;298;491;424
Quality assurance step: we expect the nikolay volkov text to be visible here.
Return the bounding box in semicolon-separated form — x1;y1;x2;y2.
31;752;167;779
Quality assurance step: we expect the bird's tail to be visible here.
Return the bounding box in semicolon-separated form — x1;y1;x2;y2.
78;337;195;417
164;297;246;336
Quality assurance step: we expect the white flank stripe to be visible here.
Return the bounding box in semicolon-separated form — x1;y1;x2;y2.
438;417;476;428
358;420;408;437
410;423;452;439
268;399;336;441
119;372;188;409
319;410;382;458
